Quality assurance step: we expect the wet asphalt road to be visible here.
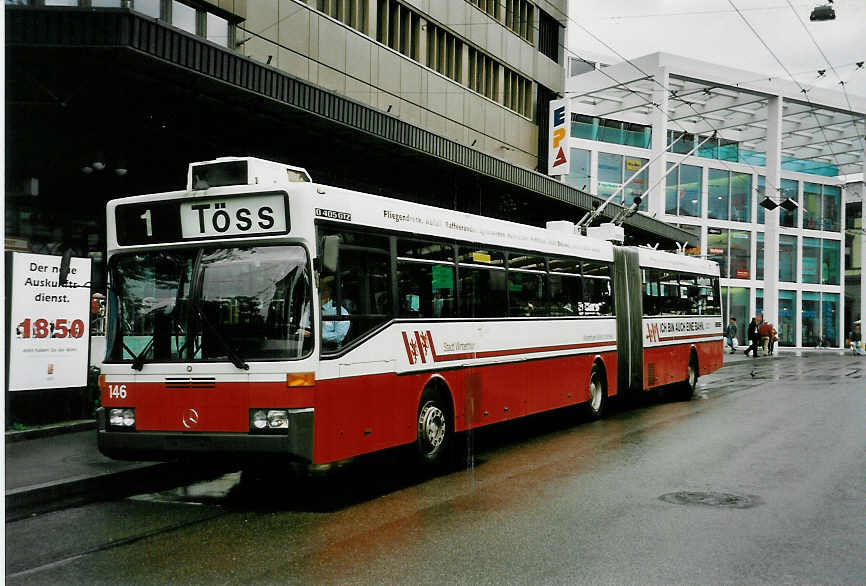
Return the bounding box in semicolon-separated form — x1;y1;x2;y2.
6;353;865;584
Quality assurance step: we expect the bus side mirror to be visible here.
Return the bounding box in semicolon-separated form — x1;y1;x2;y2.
321;235;340;273
58;249;73;286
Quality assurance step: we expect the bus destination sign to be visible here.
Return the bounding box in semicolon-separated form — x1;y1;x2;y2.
180;194;287;239
115;191;289;245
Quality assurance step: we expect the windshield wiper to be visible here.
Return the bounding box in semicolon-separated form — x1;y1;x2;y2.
129;338;154;371
189;299;249;370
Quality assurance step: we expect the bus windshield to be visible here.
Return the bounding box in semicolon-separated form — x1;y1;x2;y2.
107;245;313;365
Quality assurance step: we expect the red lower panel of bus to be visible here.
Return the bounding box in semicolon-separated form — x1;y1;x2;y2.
643;341;723;389
311;351;617;465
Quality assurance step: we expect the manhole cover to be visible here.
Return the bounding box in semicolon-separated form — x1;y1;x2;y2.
659;491;759;509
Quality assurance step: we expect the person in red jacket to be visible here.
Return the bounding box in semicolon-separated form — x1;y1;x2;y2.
758;319;773;356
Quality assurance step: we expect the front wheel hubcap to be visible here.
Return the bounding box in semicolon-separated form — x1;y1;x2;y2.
419;403;445;454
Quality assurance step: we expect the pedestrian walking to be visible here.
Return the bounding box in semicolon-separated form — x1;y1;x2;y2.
848;323;864;356
768;324;777;355
758;319;772;355
744;315;760;358
725;317;738;354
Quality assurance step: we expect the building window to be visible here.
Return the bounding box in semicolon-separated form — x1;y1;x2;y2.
802;291;819;346
822;239;841;285
779;234;797;282
801;291;838;347
129;0;235;46
503;68;532;118
777;290;796;346
206;12;229;47
708;169;751;222
537;8;559;63
802;237;820;284
707;228;729;278
665;162;701;217
377;0;420;60
676;224;702;256
132;0;160;18
564;148;591;192
823;185;841;232
318;0;369;33
171;1;197;34
598;153;648;212
756;232;763;280
426;24;462;83
761;178;800;227
573;115;651;149
821;292;839;346
467;0;499;20
721;286;749;342
467;47;499;101
505;0;533;43
802;181;841;231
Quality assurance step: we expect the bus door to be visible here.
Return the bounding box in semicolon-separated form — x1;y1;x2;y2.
612;247;643;396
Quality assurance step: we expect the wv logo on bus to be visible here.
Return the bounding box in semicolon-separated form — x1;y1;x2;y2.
402;330;435;365
646;323;660;344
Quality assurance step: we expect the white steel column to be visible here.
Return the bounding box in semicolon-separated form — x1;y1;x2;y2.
762;95;782;328
648;66;669;216
861;149;866;330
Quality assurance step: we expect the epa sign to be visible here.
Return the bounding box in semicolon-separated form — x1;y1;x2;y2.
548;99;571;176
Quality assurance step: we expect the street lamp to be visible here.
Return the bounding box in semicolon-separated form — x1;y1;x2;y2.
810;1;835;21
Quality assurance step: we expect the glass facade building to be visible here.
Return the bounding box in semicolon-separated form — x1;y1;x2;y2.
562;54;856;348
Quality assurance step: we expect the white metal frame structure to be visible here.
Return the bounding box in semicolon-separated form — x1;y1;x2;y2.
563;52;866;349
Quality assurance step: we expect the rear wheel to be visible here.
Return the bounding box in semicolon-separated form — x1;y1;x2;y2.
586;363;607;420
680;354;698;400
416;389;452;467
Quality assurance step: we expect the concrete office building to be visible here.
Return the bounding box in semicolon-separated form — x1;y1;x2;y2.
562;52;866;348
5;0;698;295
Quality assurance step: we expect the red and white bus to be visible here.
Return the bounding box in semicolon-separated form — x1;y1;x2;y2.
98;157;723;469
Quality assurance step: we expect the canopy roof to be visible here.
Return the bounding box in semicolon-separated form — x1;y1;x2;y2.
565;52;866;177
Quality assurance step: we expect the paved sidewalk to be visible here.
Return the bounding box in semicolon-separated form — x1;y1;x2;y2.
5;425;169;519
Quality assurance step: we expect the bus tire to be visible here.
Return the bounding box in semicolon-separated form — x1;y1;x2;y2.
586;362;607;420
416;388;452;468
680;353;699;400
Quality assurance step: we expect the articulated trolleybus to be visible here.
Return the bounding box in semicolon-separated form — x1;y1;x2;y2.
98;157;723;470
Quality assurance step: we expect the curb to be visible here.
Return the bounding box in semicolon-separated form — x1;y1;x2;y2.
5;461;178;521
5;420;97;443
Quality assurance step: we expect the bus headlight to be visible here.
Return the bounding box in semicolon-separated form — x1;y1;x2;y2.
267;410;288;429
252;410;268;429
250;409;289;433
109;408;135;429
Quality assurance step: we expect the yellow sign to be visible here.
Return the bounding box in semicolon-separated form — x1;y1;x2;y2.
625;158;643;171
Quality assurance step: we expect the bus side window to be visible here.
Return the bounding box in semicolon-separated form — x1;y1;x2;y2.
582;260;614;316
317;227;392;351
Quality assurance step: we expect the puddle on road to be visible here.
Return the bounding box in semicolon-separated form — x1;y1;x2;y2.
129;472;243;505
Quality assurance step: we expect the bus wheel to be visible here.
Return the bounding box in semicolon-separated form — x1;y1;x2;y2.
416;390;451;467
680;354;698;400
586;362;607;420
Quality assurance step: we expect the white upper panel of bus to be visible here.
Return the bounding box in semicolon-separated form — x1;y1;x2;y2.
106;157;714;273
312;183;616;262
637;246;720;276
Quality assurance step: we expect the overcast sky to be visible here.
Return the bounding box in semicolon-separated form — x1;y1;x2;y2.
566;0;866;99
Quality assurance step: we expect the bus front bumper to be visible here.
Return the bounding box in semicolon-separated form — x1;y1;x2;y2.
96;408;314;464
